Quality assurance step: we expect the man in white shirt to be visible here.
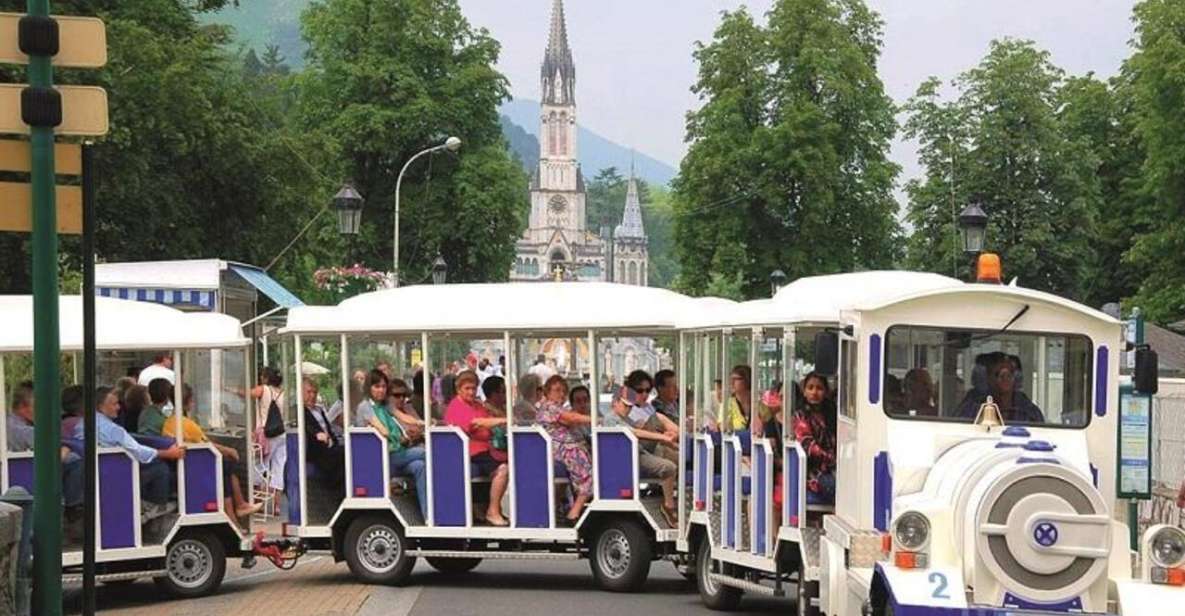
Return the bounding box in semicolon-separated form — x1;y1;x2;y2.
528;354;556;383
137;352;175;386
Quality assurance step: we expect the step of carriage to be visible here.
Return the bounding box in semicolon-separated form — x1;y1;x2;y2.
61;569;167;584
408;549;580;560
707;572;786;597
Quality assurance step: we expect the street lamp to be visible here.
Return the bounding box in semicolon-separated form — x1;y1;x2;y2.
393;136;463;287
431;254;448;285
333;183;364;236
958;202;988;256
769;269;787;297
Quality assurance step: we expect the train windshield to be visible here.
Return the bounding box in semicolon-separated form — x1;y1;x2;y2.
883;325;1093;428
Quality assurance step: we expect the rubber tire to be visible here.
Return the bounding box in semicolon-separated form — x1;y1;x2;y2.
797;577;821;616
696;538;742;610
426;557;482;574
343;514;416;585
154;531;227;598
588;517;653;592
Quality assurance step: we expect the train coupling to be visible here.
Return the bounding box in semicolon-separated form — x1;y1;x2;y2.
252;531;308;570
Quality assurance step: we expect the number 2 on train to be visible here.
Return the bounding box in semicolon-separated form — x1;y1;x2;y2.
928;572;950;600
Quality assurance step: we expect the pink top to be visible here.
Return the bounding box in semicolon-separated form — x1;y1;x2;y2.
444;396;492;458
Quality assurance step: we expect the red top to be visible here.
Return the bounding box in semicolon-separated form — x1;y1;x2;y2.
445;396;492;458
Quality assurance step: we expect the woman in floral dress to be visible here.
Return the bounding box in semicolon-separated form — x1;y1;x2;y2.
536;375;593;523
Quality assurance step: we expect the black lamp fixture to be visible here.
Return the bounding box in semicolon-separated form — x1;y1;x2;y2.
958;202;989;256
333;183;364;236
769;269;787;297
431;254;448;285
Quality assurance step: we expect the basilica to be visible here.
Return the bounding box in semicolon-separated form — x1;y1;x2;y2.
510;0;649;285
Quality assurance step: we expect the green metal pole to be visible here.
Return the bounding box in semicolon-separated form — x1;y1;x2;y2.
27;0;63;613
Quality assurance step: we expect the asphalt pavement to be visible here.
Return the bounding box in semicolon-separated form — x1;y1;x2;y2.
64;555;794;615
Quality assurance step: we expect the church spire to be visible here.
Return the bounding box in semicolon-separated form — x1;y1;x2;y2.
542;0;575;105
615;162;646;239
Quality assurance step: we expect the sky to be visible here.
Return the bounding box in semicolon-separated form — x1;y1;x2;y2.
458;0;1139;186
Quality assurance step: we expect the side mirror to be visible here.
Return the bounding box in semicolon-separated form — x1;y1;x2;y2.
814;331;839;376
1134;347;1159;395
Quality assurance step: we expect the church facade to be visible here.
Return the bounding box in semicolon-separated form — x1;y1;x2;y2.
510;0;649;285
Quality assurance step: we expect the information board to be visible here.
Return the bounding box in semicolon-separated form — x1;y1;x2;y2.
1117;386;1153;499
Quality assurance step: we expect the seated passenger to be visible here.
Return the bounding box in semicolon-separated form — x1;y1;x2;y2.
903;368;937;416
481;376;509;456
603;385;678;527
356;371;428;517
137;378;174;436
536;376;593;523
568;384;593;445
160;385;262;519
957;353;1044;423
884;374;905;414
652;369;679;423
720;366;755;435
389;376;426;446
513;373;542;424
8;382;84;532
80;386;186;520
59;385;85;441
792;373;836;505
121;384;149;432
444;370;508;526
302;380;345;493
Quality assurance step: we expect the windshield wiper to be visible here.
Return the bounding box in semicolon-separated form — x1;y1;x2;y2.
970;304;1030;342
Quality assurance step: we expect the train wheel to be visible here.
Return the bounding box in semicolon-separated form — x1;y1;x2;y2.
796;577;820;616
426;557;482;574
343;514;416;585
589;518;652;592
696;538;741;610
154;531;226;598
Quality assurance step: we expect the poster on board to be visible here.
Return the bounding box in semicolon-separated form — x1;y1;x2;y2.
1117;386;1152;499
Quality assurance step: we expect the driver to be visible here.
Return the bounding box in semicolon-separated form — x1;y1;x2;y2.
958;352;1044;423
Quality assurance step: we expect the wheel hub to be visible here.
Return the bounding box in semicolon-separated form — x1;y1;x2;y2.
598;529;631;578
359;526;400;573
167;540;212;589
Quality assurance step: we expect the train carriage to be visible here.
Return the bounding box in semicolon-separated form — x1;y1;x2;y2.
679;270;1183;615
278;282;721;591
0;295;260;596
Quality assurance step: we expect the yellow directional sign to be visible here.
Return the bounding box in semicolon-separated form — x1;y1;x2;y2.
0;84;107;136
0;139;80;174
0;181;81;234
0;13;106;68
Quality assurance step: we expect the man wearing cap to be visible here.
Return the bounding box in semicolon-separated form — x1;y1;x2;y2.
603;382;679;526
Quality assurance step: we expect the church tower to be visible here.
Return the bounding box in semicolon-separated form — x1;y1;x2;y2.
613;164;649;286
530;0;585;235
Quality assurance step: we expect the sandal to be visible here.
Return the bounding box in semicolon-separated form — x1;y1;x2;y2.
486;514;509;527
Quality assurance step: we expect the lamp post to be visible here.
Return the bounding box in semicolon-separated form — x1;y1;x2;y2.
393;136;462;287
769;269;787;297
431;254;448;285
958;202;988;280
333;183;364;236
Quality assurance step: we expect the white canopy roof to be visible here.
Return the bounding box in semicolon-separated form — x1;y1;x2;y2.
283;282;702;335
0;296;250;352
96;259;226;290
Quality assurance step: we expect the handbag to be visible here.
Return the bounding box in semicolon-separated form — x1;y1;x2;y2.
263;389;285;438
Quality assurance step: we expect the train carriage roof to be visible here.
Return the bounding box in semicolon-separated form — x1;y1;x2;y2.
0;296;250;352
282;282;706;335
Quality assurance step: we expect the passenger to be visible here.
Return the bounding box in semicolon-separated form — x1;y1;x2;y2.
114;377;137;426
903;368;937;416
389;377;427;446
252;367;287;515
137;378;174;436
356;371;428;517
121;384;150;432
329;368;367;426
59;385;85;440
137;352;176;386
652;369;679;423
623;370;679;465
81;385;186;520
162;385;262;518
513;373;542;424
301;380;345;494
720;365;754;434
444;370;509;526
792;373;837;505
603;385;678;527
568;384;593;445
884;374;905;414
536;376;593;523
529;354;556;383
411;368;428;419
8;382;84;529
957;353;1044;423
482;376;510;457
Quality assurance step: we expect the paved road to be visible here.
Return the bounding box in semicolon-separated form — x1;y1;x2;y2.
64;555;794;615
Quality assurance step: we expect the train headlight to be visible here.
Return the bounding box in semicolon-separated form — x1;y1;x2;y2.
893;511;931;551
1150;526;1185;568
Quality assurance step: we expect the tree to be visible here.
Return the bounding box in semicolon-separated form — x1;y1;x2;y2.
904;40;1098;298
673;0;900;299
585;167;678;288
1124;0;1185;323
296;0;526;284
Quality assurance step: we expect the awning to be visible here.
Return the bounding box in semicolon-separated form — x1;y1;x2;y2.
97;287;216;310
229;264;304;309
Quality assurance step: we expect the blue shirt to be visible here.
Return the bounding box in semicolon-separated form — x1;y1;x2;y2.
6;413;34;453
76;412;157;464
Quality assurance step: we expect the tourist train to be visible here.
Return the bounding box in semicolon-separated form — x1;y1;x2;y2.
2;265;1182;614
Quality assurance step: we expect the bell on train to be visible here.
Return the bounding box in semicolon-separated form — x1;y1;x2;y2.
973;395;1005;428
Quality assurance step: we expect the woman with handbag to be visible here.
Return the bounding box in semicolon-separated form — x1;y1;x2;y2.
253;366;288;516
